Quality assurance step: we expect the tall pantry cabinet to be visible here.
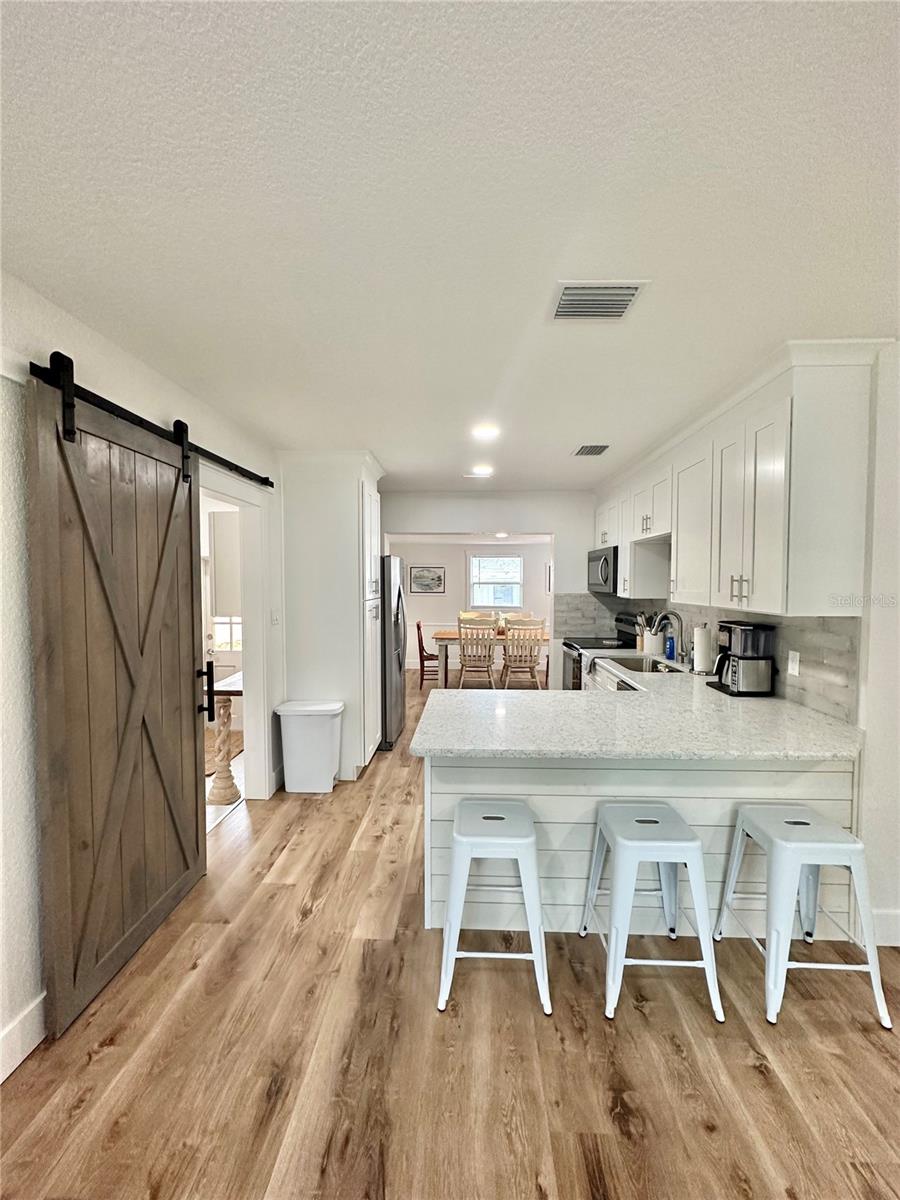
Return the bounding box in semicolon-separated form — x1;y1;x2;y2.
281;452;384;781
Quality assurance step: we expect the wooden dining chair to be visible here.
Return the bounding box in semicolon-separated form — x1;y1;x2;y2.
457;616;498;688
416;621;439;690
500;618;545;689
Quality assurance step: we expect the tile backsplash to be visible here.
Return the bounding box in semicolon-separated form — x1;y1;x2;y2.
553;592;618;639
555;591;861;724
601;596;861;724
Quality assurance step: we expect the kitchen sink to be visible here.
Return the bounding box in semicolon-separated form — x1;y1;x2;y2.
607;656;684;674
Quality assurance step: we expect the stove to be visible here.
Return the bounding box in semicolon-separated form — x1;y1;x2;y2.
562;636;622;651
561;614;640;689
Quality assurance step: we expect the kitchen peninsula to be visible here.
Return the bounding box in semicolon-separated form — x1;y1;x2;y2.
410;657;862;940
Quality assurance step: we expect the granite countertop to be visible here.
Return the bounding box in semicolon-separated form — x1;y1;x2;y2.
409;652;862;762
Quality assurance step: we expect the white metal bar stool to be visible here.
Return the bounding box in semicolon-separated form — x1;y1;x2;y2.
579;801;725;1022
437;799;552;1015
714;803;892;1028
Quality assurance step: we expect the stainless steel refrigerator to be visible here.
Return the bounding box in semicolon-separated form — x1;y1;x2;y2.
380;555;407;749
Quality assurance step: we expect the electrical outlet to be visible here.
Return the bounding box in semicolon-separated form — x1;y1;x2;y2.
787;650;800;676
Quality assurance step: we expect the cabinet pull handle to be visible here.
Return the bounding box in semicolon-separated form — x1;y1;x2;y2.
729;574;739;602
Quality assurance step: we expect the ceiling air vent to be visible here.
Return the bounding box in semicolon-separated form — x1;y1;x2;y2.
554;282;643;320
573;444;609;457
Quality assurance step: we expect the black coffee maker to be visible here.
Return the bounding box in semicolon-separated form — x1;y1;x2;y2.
707;621;776;697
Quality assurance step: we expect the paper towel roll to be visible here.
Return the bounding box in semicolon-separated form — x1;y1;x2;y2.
692;625;714;673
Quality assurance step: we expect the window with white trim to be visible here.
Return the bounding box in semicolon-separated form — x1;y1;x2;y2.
469;555;524;609
213;616;243;651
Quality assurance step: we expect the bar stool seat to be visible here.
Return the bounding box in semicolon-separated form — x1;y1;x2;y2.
580;801;725;1022
714;803;892;1028
437;798;552;1015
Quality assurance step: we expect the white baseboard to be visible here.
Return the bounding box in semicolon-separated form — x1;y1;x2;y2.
874;908;900;946
1;992;46;1082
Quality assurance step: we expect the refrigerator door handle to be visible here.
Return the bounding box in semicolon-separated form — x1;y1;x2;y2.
398;585;408;665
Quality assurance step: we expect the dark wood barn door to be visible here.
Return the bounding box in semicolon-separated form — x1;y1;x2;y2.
27;379;206;1036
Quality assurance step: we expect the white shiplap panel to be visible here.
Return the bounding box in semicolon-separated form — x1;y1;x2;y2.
431;765;853;801
430;792;852;826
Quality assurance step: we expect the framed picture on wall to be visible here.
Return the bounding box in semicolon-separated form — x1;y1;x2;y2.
409;566;446;594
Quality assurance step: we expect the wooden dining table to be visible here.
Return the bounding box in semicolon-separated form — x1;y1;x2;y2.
431;629;551;688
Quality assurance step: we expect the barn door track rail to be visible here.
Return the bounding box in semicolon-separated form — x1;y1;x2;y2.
30;351;275;489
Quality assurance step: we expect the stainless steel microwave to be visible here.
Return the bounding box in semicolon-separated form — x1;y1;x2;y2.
588;547;617;596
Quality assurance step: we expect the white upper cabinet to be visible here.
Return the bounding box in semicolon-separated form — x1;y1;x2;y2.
606;342;879;617
711;380;790;612
710;415;748;606
594;497;619;547
742;387;790;613
670;435;713;605
630;462;672;539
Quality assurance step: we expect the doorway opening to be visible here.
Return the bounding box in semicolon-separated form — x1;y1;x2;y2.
383;532;555;689
199;464;272;831
200;491;245;830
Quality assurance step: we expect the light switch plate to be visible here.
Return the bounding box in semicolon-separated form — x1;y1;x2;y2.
787;650;800;676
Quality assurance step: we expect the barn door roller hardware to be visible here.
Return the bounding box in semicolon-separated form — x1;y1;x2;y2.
30;353;276;490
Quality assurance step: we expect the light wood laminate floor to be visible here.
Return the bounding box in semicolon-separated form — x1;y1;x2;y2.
2;674;898;1200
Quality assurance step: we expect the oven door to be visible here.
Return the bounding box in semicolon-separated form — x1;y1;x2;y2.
588;548;616;595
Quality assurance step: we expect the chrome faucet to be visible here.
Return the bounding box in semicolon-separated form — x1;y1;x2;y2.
650;610;687;664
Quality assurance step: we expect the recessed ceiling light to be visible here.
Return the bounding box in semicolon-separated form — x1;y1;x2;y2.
466;463;494;478
495;531;509;539
472;423;500;442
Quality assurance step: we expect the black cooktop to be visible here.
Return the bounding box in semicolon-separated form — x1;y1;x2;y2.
563;637;623;650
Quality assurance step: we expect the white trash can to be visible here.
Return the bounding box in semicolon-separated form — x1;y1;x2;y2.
275;700;345;793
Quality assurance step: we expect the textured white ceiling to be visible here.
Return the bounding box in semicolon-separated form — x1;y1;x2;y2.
2;3;896;491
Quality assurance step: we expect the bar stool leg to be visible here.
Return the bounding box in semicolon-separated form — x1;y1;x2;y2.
714;815;747;941
798;863;821;944
579;822;608;936
605;854;639;1019
765;849;801;1024
658;861;679;939
685;851;725;1022
848;853;893;1030
518;846;552;1015
438;845;472;1011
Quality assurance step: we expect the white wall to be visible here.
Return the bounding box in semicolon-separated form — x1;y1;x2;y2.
0;275;287;1080
280;452;382;781
858;344;900;944
394;540;553;668
380;491;594;594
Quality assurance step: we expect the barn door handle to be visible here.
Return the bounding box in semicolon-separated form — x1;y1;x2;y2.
197;660;215;721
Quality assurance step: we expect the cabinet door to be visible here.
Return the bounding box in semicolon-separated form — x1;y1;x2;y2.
604;499;619;546
671;438;712;605
616;542;631;597
649;465;672;536
594;505;606;548
742;392;790;613
363;599;382;762
710;416;746;607
616;495;631;595
631;483;651;539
